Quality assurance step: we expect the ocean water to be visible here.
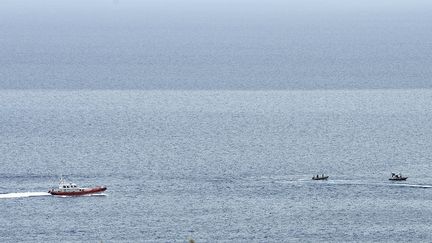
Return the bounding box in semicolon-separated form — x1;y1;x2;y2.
1;89;432;242
1;0;432;90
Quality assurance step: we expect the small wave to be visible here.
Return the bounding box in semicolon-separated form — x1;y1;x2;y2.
0;192;51;199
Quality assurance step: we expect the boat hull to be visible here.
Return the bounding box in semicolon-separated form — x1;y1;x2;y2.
389;177;408;181
49;186;107;196
312;176;329;180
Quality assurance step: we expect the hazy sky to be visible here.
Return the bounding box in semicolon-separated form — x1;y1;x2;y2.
1;0;431;89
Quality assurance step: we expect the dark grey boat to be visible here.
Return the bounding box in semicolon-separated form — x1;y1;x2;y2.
389;173;407;181
312;175;329;180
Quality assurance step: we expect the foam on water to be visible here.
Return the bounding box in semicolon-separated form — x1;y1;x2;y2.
53;193;107;198
0;192;108;199
314;179;432;189
385;183;432;188
0;192;51;199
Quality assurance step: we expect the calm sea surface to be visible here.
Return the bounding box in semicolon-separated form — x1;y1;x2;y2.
1;89;432;242
1;1;432;90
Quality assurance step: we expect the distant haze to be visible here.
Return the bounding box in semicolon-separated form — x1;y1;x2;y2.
1;0;431;89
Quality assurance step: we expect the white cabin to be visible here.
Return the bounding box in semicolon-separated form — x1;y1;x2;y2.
54;178;83;192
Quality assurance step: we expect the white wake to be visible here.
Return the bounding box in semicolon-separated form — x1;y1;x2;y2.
0;191;51;199
387;183;432;188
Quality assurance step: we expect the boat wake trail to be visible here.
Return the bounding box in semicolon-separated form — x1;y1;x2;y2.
388;183;432;188
55;193;107;198
79;193;107;197
0;192;51;199
324;180;432;189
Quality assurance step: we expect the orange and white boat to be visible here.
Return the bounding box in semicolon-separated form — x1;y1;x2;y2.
48;178;107;196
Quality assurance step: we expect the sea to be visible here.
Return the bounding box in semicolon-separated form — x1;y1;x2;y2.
2;0;432;241
1;89;432;242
